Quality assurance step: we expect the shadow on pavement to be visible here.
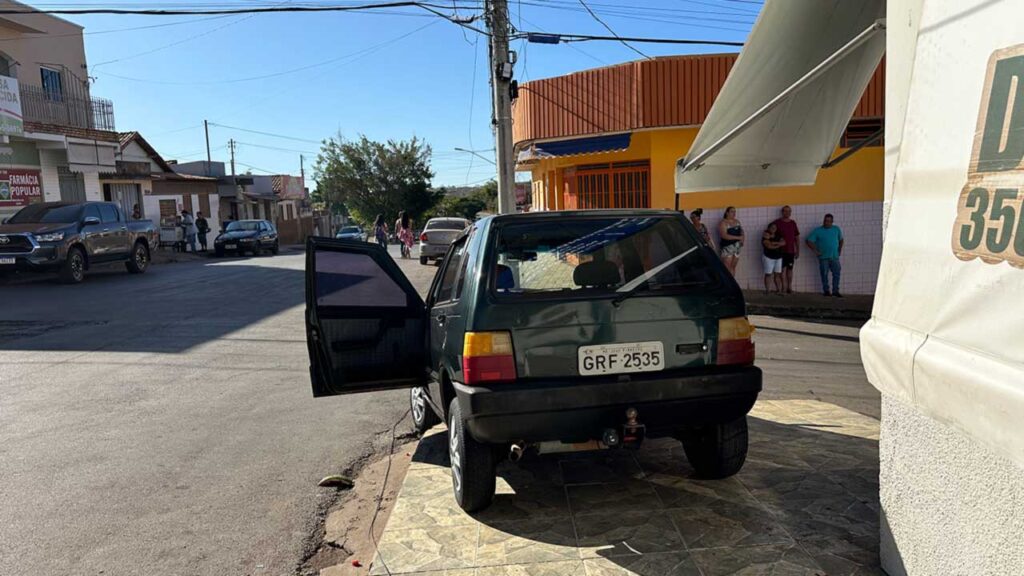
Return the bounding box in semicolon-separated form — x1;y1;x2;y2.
0;257;306;354
372;399;881;575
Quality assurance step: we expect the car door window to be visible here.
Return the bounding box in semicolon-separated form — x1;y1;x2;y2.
316;251;411;308
99;204;119;223
454;229;476;300
82;204;100;223
435;238;468;304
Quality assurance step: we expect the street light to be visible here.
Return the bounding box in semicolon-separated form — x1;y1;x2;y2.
454;147;496;165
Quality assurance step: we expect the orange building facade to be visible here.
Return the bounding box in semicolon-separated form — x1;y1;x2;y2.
512;53;885;294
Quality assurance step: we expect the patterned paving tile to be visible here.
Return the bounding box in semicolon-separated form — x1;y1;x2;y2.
646;474;759;509
573;511;686;558
475;517;579;566
583;551;702;576
559;454;645;485
370;525;479;574
388;468;477;529
762;494;879;541
737;460;850;504
798;534;881;576
474;481;572;523
822;467;880;502
566;481;662;515
474;560;586;576
668;499;793;549
688;542;825;576
410;428;451;470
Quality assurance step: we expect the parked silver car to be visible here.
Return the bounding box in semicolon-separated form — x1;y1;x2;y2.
335;225;366;242
419;217;471;265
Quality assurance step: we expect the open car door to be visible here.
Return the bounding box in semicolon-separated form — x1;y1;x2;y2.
305;237;427;397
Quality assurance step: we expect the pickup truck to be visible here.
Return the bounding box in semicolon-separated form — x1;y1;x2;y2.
0;201;159;283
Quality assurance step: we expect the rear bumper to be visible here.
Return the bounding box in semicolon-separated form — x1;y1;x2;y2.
454;365;762;444
419;243;448;258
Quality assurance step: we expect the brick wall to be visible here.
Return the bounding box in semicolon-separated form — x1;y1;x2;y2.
24;121;118;142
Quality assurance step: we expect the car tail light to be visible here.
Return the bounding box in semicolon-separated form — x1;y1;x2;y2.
717;317;755;366
463;331;517;384
420;232;428;242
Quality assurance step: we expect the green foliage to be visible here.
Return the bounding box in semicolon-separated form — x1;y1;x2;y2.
422;180;498;221
313;134;441;227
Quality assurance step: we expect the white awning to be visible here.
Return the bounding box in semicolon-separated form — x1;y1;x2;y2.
676;0;885;193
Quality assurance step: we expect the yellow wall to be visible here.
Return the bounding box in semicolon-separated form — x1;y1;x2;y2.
524;126;883;211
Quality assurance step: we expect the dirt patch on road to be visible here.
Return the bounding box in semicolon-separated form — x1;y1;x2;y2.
299;434;419;576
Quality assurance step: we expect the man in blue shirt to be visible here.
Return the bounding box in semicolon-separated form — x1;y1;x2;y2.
805;213;845;297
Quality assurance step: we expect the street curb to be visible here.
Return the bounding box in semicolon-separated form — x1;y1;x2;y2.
746;303;871;321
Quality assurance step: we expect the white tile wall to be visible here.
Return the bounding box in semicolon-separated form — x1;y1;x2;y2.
39;150;64;202
699;201;883;295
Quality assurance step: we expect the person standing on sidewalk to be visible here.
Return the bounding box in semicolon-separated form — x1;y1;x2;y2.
805;213;844;297
181;209;197;253
373;214;389;250
689;209;715;250
717;206;744;277
771;205;800;294
761;222;785;295
195;211;210;252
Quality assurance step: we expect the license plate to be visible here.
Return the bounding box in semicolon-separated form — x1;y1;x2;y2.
225;244;237;249
0;257;13;265
578;341;664;376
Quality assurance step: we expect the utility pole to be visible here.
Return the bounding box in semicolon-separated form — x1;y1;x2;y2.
485;0;516;214
300;154;305;180
228;139;236;176
203;119;211;176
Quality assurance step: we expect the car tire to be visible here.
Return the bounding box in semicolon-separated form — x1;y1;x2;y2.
58;246;86;284
254;242;263;256
411;386;440;432
271;242;279;255
215;247;224;257
419;256;428;265
680;416;748;479
448;397;495;512
125;241;150;274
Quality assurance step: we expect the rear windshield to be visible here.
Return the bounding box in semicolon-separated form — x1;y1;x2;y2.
339;226;360;234
226;221;260;231
426;219;468;231
8;204;82;224
490;215;715;298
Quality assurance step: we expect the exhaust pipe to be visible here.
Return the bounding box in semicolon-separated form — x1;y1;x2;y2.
509;443;525;463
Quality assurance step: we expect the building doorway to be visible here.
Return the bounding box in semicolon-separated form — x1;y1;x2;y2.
57;167;85;203
104;183;142;219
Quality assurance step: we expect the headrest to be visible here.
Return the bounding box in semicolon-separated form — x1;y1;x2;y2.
496;264;515;290
573;260;620;287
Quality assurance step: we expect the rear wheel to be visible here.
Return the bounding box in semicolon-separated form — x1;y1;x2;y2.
419;256;428;265
680;416;748;479
271;242;279;255
448;398;495;512
126;241;149;274
58;246;86;284
411;386;440;432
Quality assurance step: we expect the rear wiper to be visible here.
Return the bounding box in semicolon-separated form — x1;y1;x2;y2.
611;245;699;307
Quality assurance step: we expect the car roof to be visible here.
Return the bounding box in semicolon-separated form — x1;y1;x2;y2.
480;209;682;226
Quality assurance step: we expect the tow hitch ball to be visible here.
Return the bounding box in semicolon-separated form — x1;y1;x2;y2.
605;407;645;449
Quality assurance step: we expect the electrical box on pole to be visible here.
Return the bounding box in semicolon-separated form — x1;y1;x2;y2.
485;0;516;214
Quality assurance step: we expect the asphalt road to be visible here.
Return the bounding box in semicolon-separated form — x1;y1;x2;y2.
0;246;434;576
0;244;876;576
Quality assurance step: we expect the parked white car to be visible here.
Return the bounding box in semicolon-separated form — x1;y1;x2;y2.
418;217;470;265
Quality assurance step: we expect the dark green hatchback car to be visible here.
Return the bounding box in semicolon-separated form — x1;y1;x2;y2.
305;210;761;511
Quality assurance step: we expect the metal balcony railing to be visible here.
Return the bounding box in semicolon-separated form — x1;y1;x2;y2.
20;82;116;132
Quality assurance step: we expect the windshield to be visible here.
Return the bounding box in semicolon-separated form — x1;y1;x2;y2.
427;219;468;231
491;215;714;298
226;221;261;231
339;226;361;234
8;204;82;224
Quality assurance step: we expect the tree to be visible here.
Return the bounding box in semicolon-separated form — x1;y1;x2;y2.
314;134;441;226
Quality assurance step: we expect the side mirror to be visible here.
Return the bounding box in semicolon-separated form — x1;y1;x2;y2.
83;216;100;226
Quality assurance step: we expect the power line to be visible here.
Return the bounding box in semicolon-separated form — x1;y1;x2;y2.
235;141;318;154
576;0;649;59
207;123;321;144
519;31;744;47
0;2;473;16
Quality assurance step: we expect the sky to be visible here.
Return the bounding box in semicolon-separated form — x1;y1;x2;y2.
59;0;759;187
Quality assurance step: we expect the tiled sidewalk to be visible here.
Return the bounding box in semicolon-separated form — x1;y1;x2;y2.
368;399;881;576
